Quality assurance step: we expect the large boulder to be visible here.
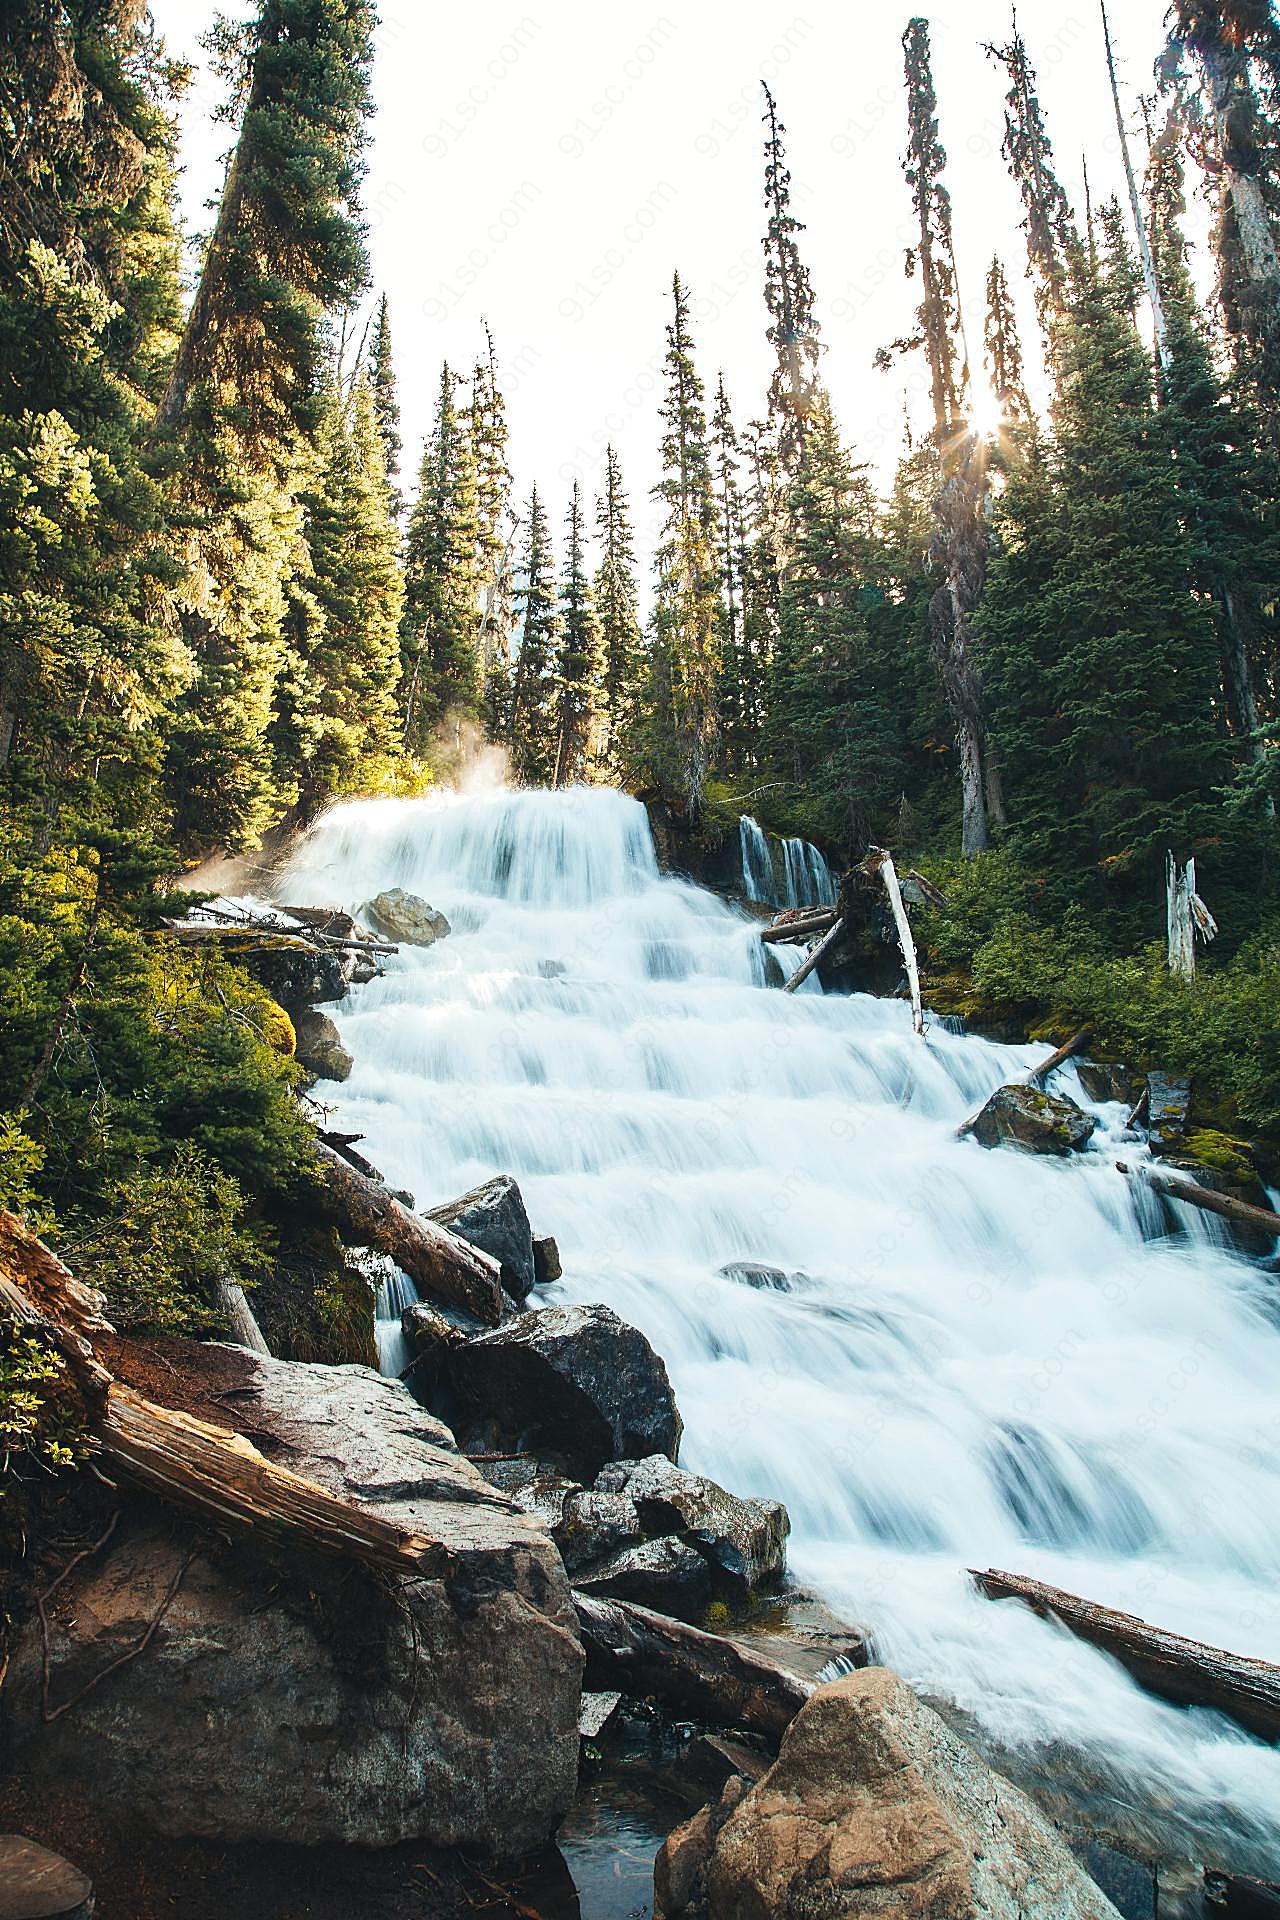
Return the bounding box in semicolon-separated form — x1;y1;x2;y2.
6;1351;582;1855
575;1535;714;1616
1146;1071;1191;1152
247;945;351;1021
970;1084;1097;1157
427;1175;536;1302
596;1455;788;1594
365;887;451;947
293;1007;353;1083
432;1303;682;1479
655;1667;1121;1920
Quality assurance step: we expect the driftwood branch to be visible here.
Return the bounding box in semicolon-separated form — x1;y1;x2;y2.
1116;1161;1280;1243
312;1142;504;1325
782;917;847;994
856;848;924;1036
971;1568;1280;1743
573;1591;811;1740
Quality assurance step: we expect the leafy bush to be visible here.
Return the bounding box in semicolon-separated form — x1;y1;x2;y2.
64;1141;270;1336
0;1316;88;1489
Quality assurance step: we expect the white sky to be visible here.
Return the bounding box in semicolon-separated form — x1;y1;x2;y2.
151;0;1191;564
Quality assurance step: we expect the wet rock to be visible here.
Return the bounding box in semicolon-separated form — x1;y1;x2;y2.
365;887;451;947
533;1234;562;1286
537;959;567;979
427;1175;536;1301
247;945;351;1020
575;1535;714;1617
595;1455;788;1593
437;1303;682;1478
1151;1155;1277;1257
553;1487;642;1573
668;1732;769;1807
401;1299;471;1361
726;1585;874;1684
293;1007;353;1082
579;1689;622;1740
0;1835;93;1919
657;1667;1121;1919
717;1260;807;1292
7;1352;582;1854
1146;1071;1191;1152
654;1776;750;1920
970;1083;1098;1157
1075;1059;1141;1107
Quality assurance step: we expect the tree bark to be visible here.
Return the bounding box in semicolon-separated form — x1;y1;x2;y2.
972;1567;1280;1743
858;849;924;1035
217;1279;271;1356
1115;1160;1280;1243
1025;1025;1093;1088
573;1592;812;1741
760;908;837;944
312;1141;505;1325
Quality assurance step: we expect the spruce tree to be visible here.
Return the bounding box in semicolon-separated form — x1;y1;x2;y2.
983;256;1032;426
399;363;480;753
1163;2;1280;439
761;84;824;479
366;292;401;508
471;324;516;724
509;487;559;785
159;0;377;852
594;445;644;778
553;483;602;786
986;25;1086;338
899;17;999;854
275;378;403;813
645;273;721;816
979;239;1232;938
711;379;750;769
1147;116;1278;800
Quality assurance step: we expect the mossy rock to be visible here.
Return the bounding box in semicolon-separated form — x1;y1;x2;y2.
1183;1129;1256;1185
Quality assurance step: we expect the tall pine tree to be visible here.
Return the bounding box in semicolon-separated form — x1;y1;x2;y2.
553;482;601;786
366;291;401;509
399;363;480;753
509;486;559;784
594;445;643;779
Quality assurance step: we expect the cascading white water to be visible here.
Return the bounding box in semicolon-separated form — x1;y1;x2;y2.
738;814;836;909
280;786;1280;1877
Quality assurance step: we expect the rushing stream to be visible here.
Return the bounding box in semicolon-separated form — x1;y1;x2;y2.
279;785;1280;1882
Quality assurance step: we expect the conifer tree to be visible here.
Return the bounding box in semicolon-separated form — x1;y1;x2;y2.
275;379;403;813
711;379;750;769
471;325;516;720
159;0;377;851
979;234;1233;938
399;363;480;753
509;487;559;785
366;292;401;507
987;27;1086;341
645;273;721;816
900;17;999;855
1164;1;1280;438
1147;116;1278;799
594;446;644;778
761;84;824;479
553;483;601;786
984;256;1032;426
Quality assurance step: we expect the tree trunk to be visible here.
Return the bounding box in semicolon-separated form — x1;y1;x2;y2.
312;1141;505;1325
857;849;924;1035
972;1567;1280;1743
1116;1160;1280;1243
957;714;989;858
1025;1025;1093;1088
573;1591;812;1741
217;1279;271;1356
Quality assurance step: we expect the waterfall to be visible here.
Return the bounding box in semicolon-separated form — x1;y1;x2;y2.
279;785;1280;1878
739;815;835;909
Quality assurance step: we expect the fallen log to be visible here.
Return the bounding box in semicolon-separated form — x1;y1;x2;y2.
573;1591;812;1741
1116;1160;1280;1243
760;909;837;945
1025;1025;1093;1089
0;1210;452;1580
217;1278;271;1356
312;1140;504;1325
971;1568;1280;1743
782;916;847;995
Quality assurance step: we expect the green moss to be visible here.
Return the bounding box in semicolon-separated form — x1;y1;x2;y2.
1184;1129;1257;1184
